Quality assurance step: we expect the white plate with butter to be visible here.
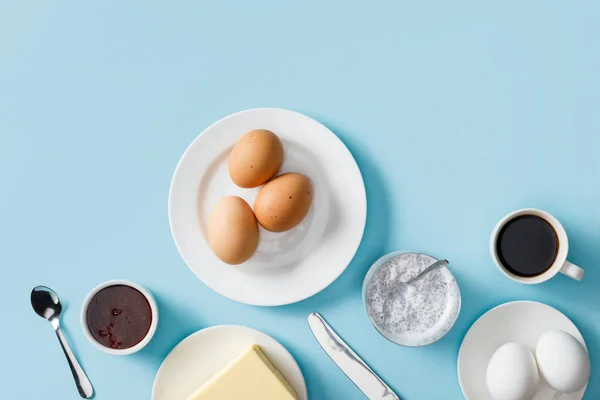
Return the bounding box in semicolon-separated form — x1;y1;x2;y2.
152;325;308;400
169;108;366;306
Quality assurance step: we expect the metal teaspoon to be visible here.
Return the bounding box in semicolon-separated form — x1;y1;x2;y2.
31;286;94;398
405;259;449;285
381;259;450;314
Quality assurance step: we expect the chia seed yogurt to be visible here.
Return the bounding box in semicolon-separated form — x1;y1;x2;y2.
363;252;461;346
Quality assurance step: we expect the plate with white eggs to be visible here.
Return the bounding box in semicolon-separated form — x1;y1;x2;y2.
458;301;589;400
169;108;367;306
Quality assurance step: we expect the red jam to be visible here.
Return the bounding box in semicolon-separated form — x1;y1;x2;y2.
86;285;152;350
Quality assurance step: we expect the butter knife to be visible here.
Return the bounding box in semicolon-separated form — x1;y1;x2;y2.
308;312;401;400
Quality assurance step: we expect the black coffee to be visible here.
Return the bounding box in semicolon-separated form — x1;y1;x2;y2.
496;215;559;277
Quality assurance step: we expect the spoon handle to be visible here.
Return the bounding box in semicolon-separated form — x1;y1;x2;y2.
55;326;94;398
405;259;449;285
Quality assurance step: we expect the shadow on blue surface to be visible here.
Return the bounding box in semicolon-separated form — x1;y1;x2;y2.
134;290;205;369
271;120;394;315
257;120;395;399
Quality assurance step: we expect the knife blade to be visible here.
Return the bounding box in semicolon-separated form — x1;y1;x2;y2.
308;312;401;400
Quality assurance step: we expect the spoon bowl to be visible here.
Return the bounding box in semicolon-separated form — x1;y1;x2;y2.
31;285;62;322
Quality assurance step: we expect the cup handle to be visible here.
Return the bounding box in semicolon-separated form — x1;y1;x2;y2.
560;261;584;281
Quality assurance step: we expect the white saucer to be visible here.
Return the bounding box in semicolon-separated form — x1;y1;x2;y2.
458;301;587;400
152;325;308;400
169;108;366;305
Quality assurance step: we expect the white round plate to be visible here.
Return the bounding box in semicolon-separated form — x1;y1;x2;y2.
169;108;366;305
458;301;587;400
152;325;308;400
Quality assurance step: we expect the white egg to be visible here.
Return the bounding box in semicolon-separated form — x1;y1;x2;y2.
536;330;590;393
486;342;539;400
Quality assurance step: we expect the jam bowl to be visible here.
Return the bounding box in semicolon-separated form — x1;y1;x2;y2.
80;279;159;355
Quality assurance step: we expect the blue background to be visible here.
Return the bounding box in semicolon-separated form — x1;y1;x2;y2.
2;1;599;399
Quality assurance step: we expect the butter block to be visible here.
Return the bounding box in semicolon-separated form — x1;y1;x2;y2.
186;345;298;400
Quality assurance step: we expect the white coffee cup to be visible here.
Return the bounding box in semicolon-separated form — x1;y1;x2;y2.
490;208;584;284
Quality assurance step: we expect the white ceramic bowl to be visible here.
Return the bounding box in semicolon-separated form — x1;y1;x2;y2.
80;279;159;355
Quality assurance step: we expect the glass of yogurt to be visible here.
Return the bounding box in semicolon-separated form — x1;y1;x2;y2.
363;251;461;346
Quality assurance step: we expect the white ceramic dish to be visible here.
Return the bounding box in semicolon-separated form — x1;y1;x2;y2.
458;301;587;400
152;325;308;400
169;108;366;306
80;279;159;355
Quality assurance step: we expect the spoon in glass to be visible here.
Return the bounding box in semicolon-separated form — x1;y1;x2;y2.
31;286;94;398
382;259;450;314
404;259;449;286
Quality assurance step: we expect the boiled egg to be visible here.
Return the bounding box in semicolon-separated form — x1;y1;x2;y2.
228;129;284;188
486;342;539;400
254;173;313;232
536;330;590;394
208;196;259;265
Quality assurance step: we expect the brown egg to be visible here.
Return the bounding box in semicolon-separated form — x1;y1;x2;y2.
254;173;313;232
208;196;259;265
228;129;284;188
